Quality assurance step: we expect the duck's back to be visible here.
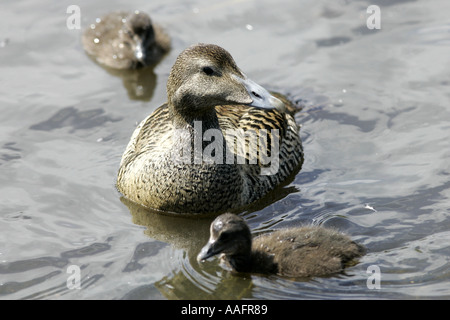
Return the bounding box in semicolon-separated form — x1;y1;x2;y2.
252;227;364;277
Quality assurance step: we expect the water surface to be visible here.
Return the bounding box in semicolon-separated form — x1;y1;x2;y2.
1;0;450;299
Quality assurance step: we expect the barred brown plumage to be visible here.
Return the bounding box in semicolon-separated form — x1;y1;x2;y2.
117;44;304;214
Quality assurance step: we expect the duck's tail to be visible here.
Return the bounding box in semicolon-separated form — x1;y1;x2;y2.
269;91;305;115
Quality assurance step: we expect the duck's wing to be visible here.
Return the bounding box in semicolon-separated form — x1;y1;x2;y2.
216;103;302;176
119;104;172;168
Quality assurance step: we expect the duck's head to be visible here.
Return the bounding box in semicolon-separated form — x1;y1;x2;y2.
167;44;285;119
123;11;155;65
197;213;252;262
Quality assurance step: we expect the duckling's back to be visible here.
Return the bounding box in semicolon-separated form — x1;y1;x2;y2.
252;227;365;278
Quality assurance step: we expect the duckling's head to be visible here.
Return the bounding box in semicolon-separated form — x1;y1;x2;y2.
167;44;285;120
197;213;252;262
123;11;155;65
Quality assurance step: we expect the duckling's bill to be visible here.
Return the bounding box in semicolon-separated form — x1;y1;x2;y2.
197;239;221;262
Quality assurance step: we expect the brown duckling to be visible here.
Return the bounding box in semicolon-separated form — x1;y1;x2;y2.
82;11;170;69
197;213;365;278
117;43;303;214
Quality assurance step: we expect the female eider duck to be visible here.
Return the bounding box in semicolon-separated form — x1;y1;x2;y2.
117;43;304;214
82;11;170;69
198;214;365;277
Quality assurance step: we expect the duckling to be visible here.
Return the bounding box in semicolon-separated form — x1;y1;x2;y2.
82;11;170;69
117;43;303;214
197;214;365;277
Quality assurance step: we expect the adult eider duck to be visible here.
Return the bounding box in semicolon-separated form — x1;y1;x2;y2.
82;11;170;69
117;43;304;214
197;213;365;277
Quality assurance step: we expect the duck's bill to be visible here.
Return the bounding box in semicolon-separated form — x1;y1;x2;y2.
197;240;220;262
234;75;285;111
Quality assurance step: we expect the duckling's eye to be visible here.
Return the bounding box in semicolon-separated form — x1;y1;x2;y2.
219;231;232;242
202;66;215;76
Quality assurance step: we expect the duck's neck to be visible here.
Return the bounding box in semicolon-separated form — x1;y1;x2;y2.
170;105;220;130
225;249;279;275
224;252;253;273
169;103;228;165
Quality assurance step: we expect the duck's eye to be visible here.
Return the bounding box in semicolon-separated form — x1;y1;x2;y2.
202;66;215;76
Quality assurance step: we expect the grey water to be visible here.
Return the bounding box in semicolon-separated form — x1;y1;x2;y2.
1;0;450;299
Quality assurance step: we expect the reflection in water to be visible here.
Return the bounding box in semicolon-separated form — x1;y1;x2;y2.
0;142;22;163
0;241;111;299
123;241;168;272
86;53;158;101
316;36;352;47
29;106;122;132
155;266;255;300
121;197;213;251
102;65;158;102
